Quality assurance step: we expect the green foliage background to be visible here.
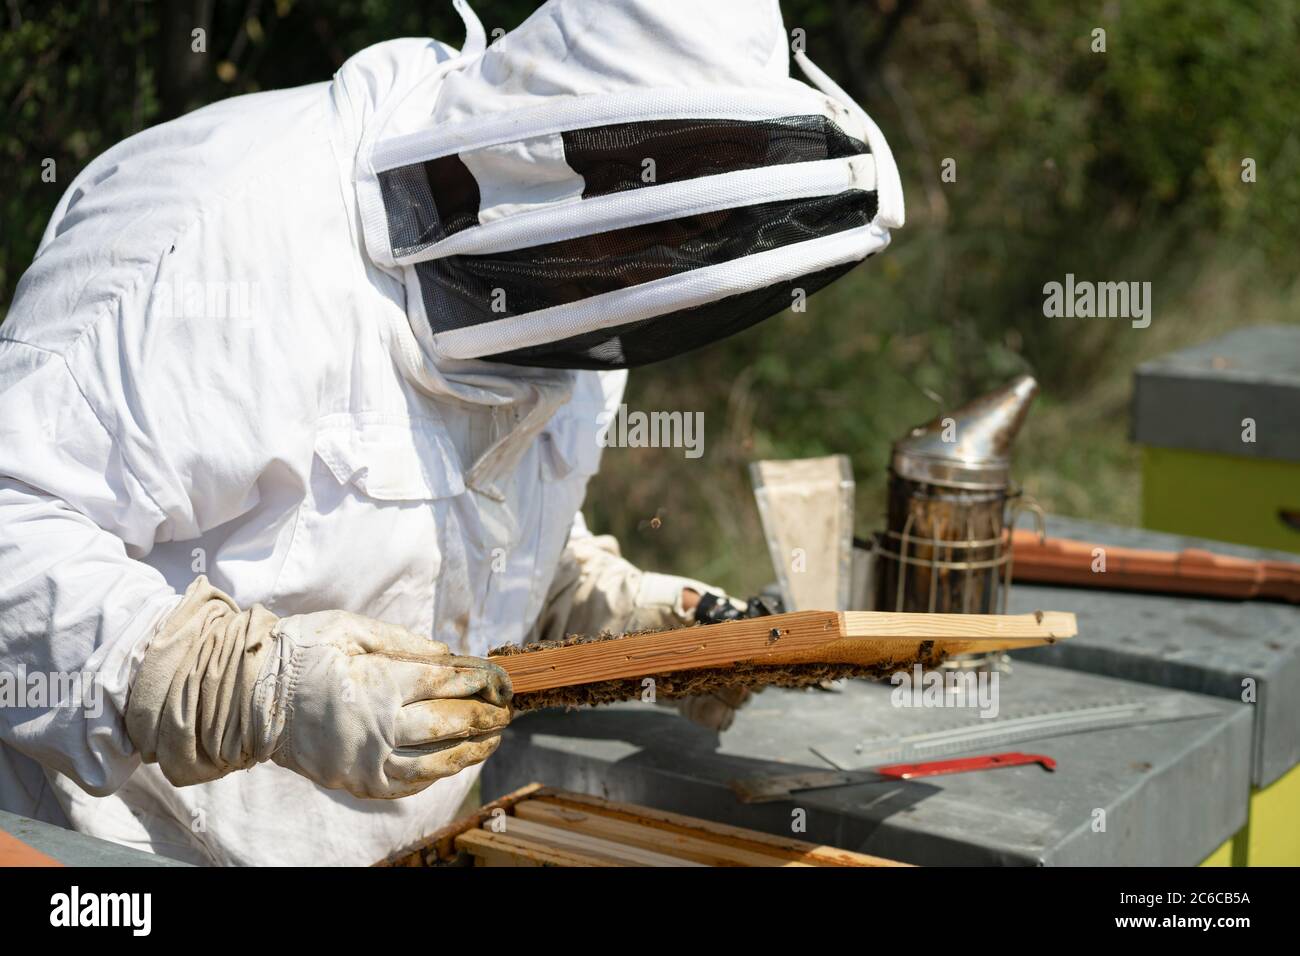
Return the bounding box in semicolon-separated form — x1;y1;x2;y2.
3;1;1298;593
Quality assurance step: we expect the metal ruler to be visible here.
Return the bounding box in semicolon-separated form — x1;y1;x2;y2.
811;695;1222;770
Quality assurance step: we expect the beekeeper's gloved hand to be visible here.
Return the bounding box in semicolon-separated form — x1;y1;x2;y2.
674;685;753;733
691;591;784;625
126;577;511;799
657;586;782;732
261;611;510;798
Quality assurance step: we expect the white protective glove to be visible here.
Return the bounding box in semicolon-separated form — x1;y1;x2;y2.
674;685;753;733
126;577;511;799
262;611;510;798
625;568;745;632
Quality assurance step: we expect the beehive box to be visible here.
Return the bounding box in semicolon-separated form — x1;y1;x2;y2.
1133;324;1300;554
377;784;908;867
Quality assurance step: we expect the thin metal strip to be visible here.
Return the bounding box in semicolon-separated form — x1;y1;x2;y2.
812;696;1223;769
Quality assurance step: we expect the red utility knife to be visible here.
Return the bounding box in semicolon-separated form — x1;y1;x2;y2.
875;752;1056;779
731;751;1056;803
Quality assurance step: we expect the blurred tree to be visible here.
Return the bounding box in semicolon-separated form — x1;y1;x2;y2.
0;0;538;306
2;0;1297;589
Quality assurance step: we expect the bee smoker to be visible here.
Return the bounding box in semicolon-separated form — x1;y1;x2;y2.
870;374;1043;616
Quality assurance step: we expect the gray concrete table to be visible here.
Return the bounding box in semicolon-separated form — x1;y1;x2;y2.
483;662;1250;866
1009;515;1300;790
0;809;188;867
1007;514;1300;864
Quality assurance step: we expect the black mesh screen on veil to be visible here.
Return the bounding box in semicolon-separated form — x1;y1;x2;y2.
419;188;873;320
562;115;867;198
417;188;875;369
379;114;867;259
488;260;866;369
379;154;481;258
382;112;879;368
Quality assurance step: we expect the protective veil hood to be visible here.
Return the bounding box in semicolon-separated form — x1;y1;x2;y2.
356;0;904;370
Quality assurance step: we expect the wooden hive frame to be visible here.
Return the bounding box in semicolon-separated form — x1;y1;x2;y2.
493;609;1076;697
378;784;911;868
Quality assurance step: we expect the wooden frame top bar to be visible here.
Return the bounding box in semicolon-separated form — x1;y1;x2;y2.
495;609;1076;694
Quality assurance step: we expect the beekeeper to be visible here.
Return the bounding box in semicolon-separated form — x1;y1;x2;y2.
0;0;901;865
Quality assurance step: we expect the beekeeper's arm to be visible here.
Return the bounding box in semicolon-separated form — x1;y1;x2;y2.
0;342;507;802
125;576;509;798
530;512;721;640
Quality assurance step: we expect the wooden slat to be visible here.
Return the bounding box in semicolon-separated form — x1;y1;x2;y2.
533;788;909;867
379;782;545;866
515;800;810;867
387;784;911;867
839;610;1076;639
454;828;618;867
490;817;705;867
496;609;1075;694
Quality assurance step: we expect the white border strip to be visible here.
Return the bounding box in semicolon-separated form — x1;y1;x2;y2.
397;154;877;263
373;87;832;173
430;223;889;360
795;51;905;229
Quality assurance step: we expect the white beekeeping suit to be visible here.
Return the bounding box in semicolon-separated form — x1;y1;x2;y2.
0;0;901;865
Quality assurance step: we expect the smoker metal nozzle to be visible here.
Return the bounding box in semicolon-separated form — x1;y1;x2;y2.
891;374;1039;490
